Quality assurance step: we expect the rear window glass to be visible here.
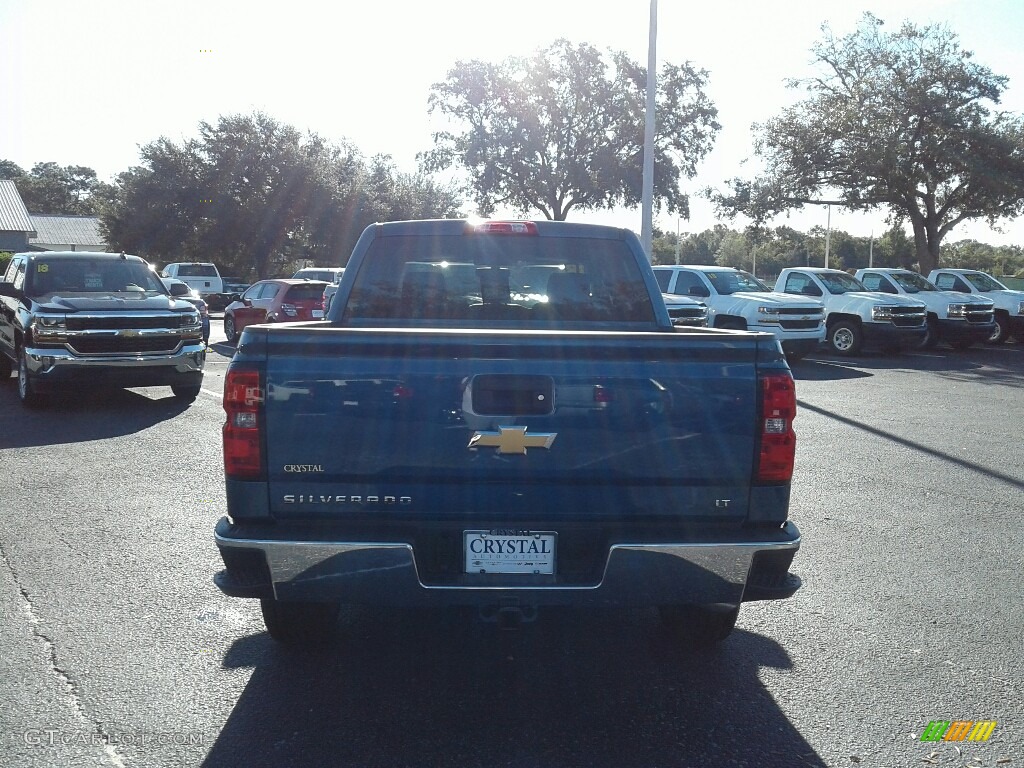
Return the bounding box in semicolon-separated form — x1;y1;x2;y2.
285;283;328;301
176;264;219;277
342;234;655;325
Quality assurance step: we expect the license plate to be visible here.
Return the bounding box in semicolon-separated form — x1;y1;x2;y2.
464;530;556;575
312;309;324;318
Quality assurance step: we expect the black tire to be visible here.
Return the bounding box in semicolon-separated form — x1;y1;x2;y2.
988;311;1010;345
826;319;863;356
171;383;202;402
0;353;11;380
919;317;940;349
17;350;45;408
659;604;740;646
260;598;340;645
224;314;238;344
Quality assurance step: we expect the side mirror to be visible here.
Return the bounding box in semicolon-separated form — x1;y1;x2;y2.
0;282;19;299
242;297;252;307
168;283;190;297
688;285;710;298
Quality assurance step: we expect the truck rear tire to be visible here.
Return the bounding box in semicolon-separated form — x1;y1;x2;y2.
827;320;863;356
172;383;202;402
659;604;740;646
988;311;1010;344
260;598;340;645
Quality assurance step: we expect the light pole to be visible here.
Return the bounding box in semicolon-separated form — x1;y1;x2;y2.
640;0;657;261
824;203;831;268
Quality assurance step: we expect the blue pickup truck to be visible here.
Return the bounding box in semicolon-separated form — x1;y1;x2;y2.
214;219;801;646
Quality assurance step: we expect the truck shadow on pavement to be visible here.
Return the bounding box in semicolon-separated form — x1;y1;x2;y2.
203;607;827;768
0;382;192;449
796;343;1024;387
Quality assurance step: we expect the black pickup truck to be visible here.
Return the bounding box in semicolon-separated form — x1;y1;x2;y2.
214;219;802;646
0;251;206;406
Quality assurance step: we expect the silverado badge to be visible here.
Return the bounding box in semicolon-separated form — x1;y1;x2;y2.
469;426;556;455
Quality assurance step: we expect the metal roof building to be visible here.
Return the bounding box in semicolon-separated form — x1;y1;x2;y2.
29;214;107;251
0;179;36;252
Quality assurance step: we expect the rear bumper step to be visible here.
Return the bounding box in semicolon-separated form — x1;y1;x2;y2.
214;517;801;607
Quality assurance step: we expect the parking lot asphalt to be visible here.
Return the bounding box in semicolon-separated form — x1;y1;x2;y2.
0;338;1021;767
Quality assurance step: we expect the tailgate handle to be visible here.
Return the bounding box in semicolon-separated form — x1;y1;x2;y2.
470;375;554;416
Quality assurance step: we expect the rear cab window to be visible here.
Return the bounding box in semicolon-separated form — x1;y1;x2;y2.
342;233;657;326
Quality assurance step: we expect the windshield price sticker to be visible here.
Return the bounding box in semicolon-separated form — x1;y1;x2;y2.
464;530;556;575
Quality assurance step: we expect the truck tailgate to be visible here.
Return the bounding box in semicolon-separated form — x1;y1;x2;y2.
256;326;762;524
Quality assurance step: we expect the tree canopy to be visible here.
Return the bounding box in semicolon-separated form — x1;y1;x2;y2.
101;112;462;278
421;39;720;221
709;13;1024;274
0;160;113;215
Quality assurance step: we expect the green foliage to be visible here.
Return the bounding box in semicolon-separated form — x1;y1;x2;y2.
101;112;462;278
421;39;720;221
0;252;12;276
1;160;109;215
709;13;1024;275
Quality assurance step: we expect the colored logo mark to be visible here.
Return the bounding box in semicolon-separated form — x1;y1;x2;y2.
921;720;996;742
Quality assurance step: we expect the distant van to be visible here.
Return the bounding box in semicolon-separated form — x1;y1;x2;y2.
161;262;224;298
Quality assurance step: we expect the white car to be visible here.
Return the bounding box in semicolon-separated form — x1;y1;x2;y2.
854;268;994;349
654;265;825;361
927;268;1024;344
776;268;927;356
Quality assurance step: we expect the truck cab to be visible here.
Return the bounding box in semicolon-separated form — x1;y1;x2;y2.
653;265;825;361
854;268;994;349
927;268;1024;344
776;267;927;356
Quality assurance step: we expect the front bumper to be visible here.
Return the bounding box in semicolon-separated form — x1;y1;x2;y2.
936;318;995;343
214;517;801;607
24;342;206;390
861;322;927;348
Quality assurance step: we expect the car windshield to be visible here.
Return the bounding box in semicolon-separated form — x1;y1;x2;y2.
704;270;771;294
890;272;937;292
963;272;1007;291
25;258;166;298
818;271;867;294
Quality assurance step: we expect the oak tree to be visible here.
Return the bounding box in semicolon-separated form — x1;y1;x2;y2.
710;14;1024;274
421;39;720;221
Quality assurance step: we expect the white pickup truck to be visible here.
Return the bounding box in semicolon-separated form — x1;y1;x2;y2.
775;267;927;356
854;268;995;349
927;268;1024;344
660;293;708;327
653;265;825;361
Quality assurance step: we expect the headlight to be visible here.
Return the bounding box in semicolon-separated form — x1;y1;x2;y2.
947;303;968;317
758;306;781;314
183;313;200;327
31;314;67;338
1017;301;1024;315
871;305;895;321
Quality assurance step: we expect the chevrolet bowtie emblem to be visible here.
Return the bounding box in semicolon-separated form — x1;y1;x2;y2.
468;426;556;455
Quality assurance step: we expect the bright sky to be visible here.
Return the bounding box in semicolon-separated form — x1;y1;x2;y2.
3;0;1023;246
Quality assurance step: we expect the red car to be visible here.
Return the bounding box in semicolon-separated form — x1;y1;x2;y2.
223;279;328;343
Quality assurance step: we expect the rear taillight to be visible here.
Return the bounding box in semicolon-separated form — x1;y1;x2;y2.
223;369;264;479
756;372;796;484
